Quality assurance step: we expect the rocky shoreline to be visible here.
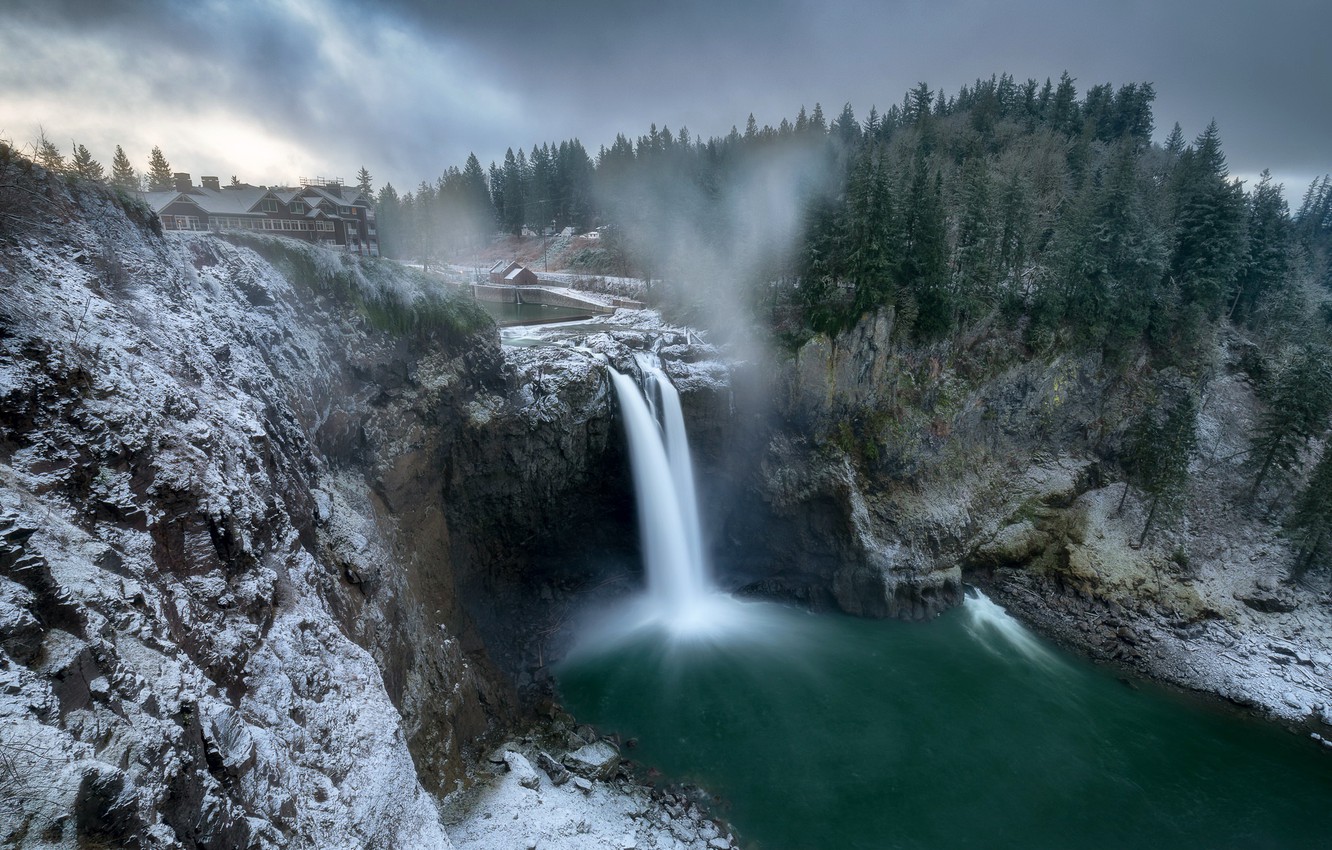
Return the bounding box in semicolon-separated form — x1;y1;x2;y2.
444;718;740;850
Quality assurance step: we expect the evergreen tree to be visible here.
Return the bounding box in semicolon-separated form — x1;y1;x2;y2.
1050;72;1079;134
376;183;402;258
1285;447;1332;576
1163;123;1185;157
1055;139;1164;351
844;145;897;319
146;146;174;191
1232;170;1291;323
833;103;860;148
952;156;998;323
34;129;64;173
460;152;493;241
901;157;950;339
995;170;1033;301
110;145;137;190
1249;345;1332;499
1166;122;1245;332
1124;391;1199;545
70;142;104;181
356;166;373;196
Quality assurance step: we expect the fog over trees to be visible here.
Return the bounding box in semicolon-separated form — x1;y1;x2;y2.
19;71;1331;568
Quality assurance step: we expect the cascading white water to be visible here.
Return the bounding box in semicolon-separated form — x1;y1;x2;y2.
636;356;709;593
593;354;778;642
607;364;710;624
962;588;1062;669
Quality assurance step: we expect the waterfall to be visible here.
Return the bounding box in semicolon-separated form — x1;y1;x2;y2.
607;359;714;630
637;356;709;591
962;589;1062;669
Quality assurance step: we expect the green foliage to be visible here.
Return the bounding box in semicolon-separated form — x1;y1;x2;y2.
1123;390;1199;544
146;146;173;192
222;231;491;345
1284;447;1332;576
110;145;137;191
70;143;103;181
1249;344;1332;498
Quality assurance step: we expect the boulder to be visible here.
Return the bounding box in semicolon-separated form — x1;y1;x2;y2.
503;751;541;789
562;740;620;780
535;750;570;785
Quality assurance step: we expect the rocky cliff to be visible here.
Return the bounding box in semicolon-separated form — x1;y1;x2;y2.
0;166;529;847
741;307;1332;734
0;163;740;848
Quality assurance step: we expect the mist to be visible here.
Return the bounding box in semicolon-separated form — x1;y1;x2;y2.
593;134;838;360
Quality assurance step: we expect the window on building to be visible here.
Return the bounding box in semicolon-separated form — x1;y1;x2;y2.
338;206;352;216
261;199;278;212
290;201;306;214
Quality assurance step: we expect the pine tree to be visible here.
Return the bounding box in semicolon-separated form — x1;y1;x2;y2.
901;157;950;339
1163;123;1185;157
70;142;104;181
1249;345;1332;499
1166;121;1245;329
952;156;997;323
832;103;860;148
110;145;137;190
34;129;64;173
146;146;173;191
1232;170;1291;323
461;153;493;241
1285;447;1332;576
376;183;402;258
1050;72;1079;134
844;145;897;319
1124;391;1198;546
1055;139;1164;350
356;166;373;196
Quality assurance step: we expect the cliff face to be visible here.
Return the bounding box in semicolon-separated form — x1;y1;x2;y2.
3;163;1325;848
0;168;738;849
0;170;512;847
738;307;1332;730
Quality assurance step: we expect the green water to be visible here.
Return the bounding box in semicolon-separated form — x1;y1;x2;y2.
556;595;1332;850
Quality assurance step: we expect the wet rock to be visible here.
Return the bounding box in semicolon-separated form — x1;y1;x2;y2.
563;740;620;780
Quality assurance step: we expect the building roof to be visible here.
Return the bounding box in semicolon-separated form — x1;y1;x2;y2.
143;183;373;218
505;266;534;282
144;187;276;217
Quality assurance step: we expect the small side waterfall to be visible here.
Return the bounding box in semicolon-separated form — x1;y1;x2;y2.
962;589;1062;669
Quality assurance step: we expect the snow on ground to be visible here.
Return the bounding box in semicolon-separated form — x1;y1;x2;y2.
1;210;453;846
444;735;736;850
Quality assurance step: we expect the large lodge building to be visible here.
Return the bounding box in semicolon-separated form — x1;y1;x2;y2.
145;173;378;256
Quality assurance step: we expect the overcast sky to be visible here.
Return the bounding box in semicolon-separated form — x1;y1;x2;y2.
2;0;1327;202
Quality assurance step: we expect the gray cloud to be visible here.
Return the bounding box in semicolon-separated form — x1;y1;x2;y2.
1;0;1328;197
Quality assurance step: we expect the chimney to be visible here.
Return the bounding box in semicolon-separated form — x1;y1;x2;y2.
201;175;220;191
173;172;192;192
